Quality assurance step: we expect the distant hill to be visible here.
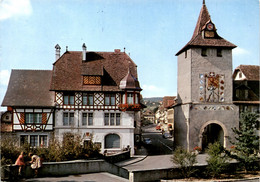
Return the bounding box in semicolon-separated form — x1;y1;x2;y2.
143;97;163;103
142;97;163;113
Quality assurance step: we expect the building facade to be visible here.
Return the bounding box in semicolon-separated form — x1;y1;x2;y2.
1;70;55;147
233;65;260;114
233;65;260;137
174;1;239;151
1;44;142;155
155;96;176;133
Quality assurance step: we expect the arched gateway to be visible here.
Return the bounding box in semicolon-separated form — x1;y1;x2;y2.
199;121;228;150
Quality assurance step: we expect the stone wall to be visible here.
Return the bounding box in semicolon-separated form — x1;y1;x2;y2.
1;159;129;181
105;150;131;163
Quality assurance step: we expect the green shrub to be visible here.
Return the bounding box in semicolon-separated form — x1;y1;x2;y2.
1;134;20;165
44;138;63;162
231;111;259;172
171;147;198;178
1;132;101;166
206;142;229;178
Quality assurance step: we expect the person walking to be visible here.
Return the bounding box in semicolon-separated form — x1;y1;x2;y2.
15;151;25;176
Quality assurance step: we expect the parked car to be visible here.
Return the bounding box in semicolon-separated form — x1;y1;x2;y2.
143;138;152;145
162;133;172;139
156;125;161;130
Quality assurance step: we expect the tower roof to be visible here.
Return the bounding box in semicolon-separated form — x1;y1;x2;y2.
119;69;142;91
176;1;236;56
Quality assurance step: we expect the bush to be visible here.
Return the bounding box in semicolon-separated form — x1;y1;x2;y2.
206;142;230;178
171;147;198;178
1;132;101;166
1;134;20;165
41;138;63;162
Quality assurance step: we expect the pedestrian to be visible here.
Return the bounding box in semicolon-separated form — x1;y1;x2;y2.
15;151;25;176
29;153;42;177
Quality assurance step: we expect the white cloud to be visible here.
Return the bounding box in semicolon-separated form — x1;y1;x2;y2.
0;70;10;85
233;47;250;56
0;0;32;20
142;84;166;97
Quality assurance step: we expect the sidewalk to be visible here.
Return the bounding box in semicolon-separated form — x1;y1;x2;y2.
25;172;129;182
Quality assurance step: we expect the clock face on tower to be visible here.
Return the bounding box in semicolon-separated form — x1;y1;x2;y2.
207;23;214;31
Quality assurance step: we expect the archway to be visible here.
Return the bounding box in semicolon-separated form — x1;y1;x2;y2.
199;121;228;150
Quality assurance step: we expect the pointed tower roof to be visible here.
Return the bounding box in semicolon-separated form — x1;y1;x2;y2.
119;68;142;91
176;1;236;56
191;1;211;39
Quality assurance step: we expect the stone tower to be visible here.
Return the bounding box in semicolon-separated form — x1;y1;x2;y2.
174;1;239;151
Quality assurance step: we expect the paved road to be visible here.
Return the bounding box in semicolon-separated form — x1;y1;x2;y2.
122;154;208;171
142;124;174;155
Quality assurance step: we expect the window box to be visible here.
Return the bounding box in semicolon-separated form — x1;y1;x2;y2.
118;104;141;111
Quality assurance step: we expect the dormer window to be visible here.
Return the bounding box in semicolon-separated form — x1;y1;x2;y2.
83;76;101;85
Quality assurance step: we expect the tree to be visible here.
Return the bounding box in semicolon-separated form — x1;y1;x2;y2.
171;147;197;178
206;142;229;178
231;111;259;172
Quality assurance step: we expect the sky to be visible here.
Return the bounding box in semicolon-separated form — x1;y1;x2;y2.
0;0;259;111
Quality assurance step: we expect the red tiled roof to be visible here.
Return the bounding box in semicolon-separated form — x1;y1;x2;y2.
233;65;260;81
1;70;55;107
50;50;139;92
163;96;176;108
176;3;236;56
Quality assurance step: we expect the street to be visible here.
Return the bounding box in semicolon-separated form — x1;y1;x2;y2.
142;124;174;155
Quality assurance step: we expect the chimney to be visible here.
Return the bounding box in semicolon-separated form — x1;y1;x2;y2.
82;43;87;61
114;49;121;53
55;44;61;61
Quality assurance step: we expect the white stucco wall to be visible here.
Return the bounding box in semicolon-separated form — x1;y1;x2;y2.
54;109;135;154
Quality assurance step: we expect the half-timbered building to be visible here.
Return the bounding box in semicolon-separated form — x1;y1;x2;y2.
51;44;142;154
1;70;55;147
1;44;142;154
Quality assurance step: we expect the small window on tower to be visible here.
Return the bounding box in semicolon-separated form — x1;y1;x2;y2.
201;48;207;57
217;48;222;57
